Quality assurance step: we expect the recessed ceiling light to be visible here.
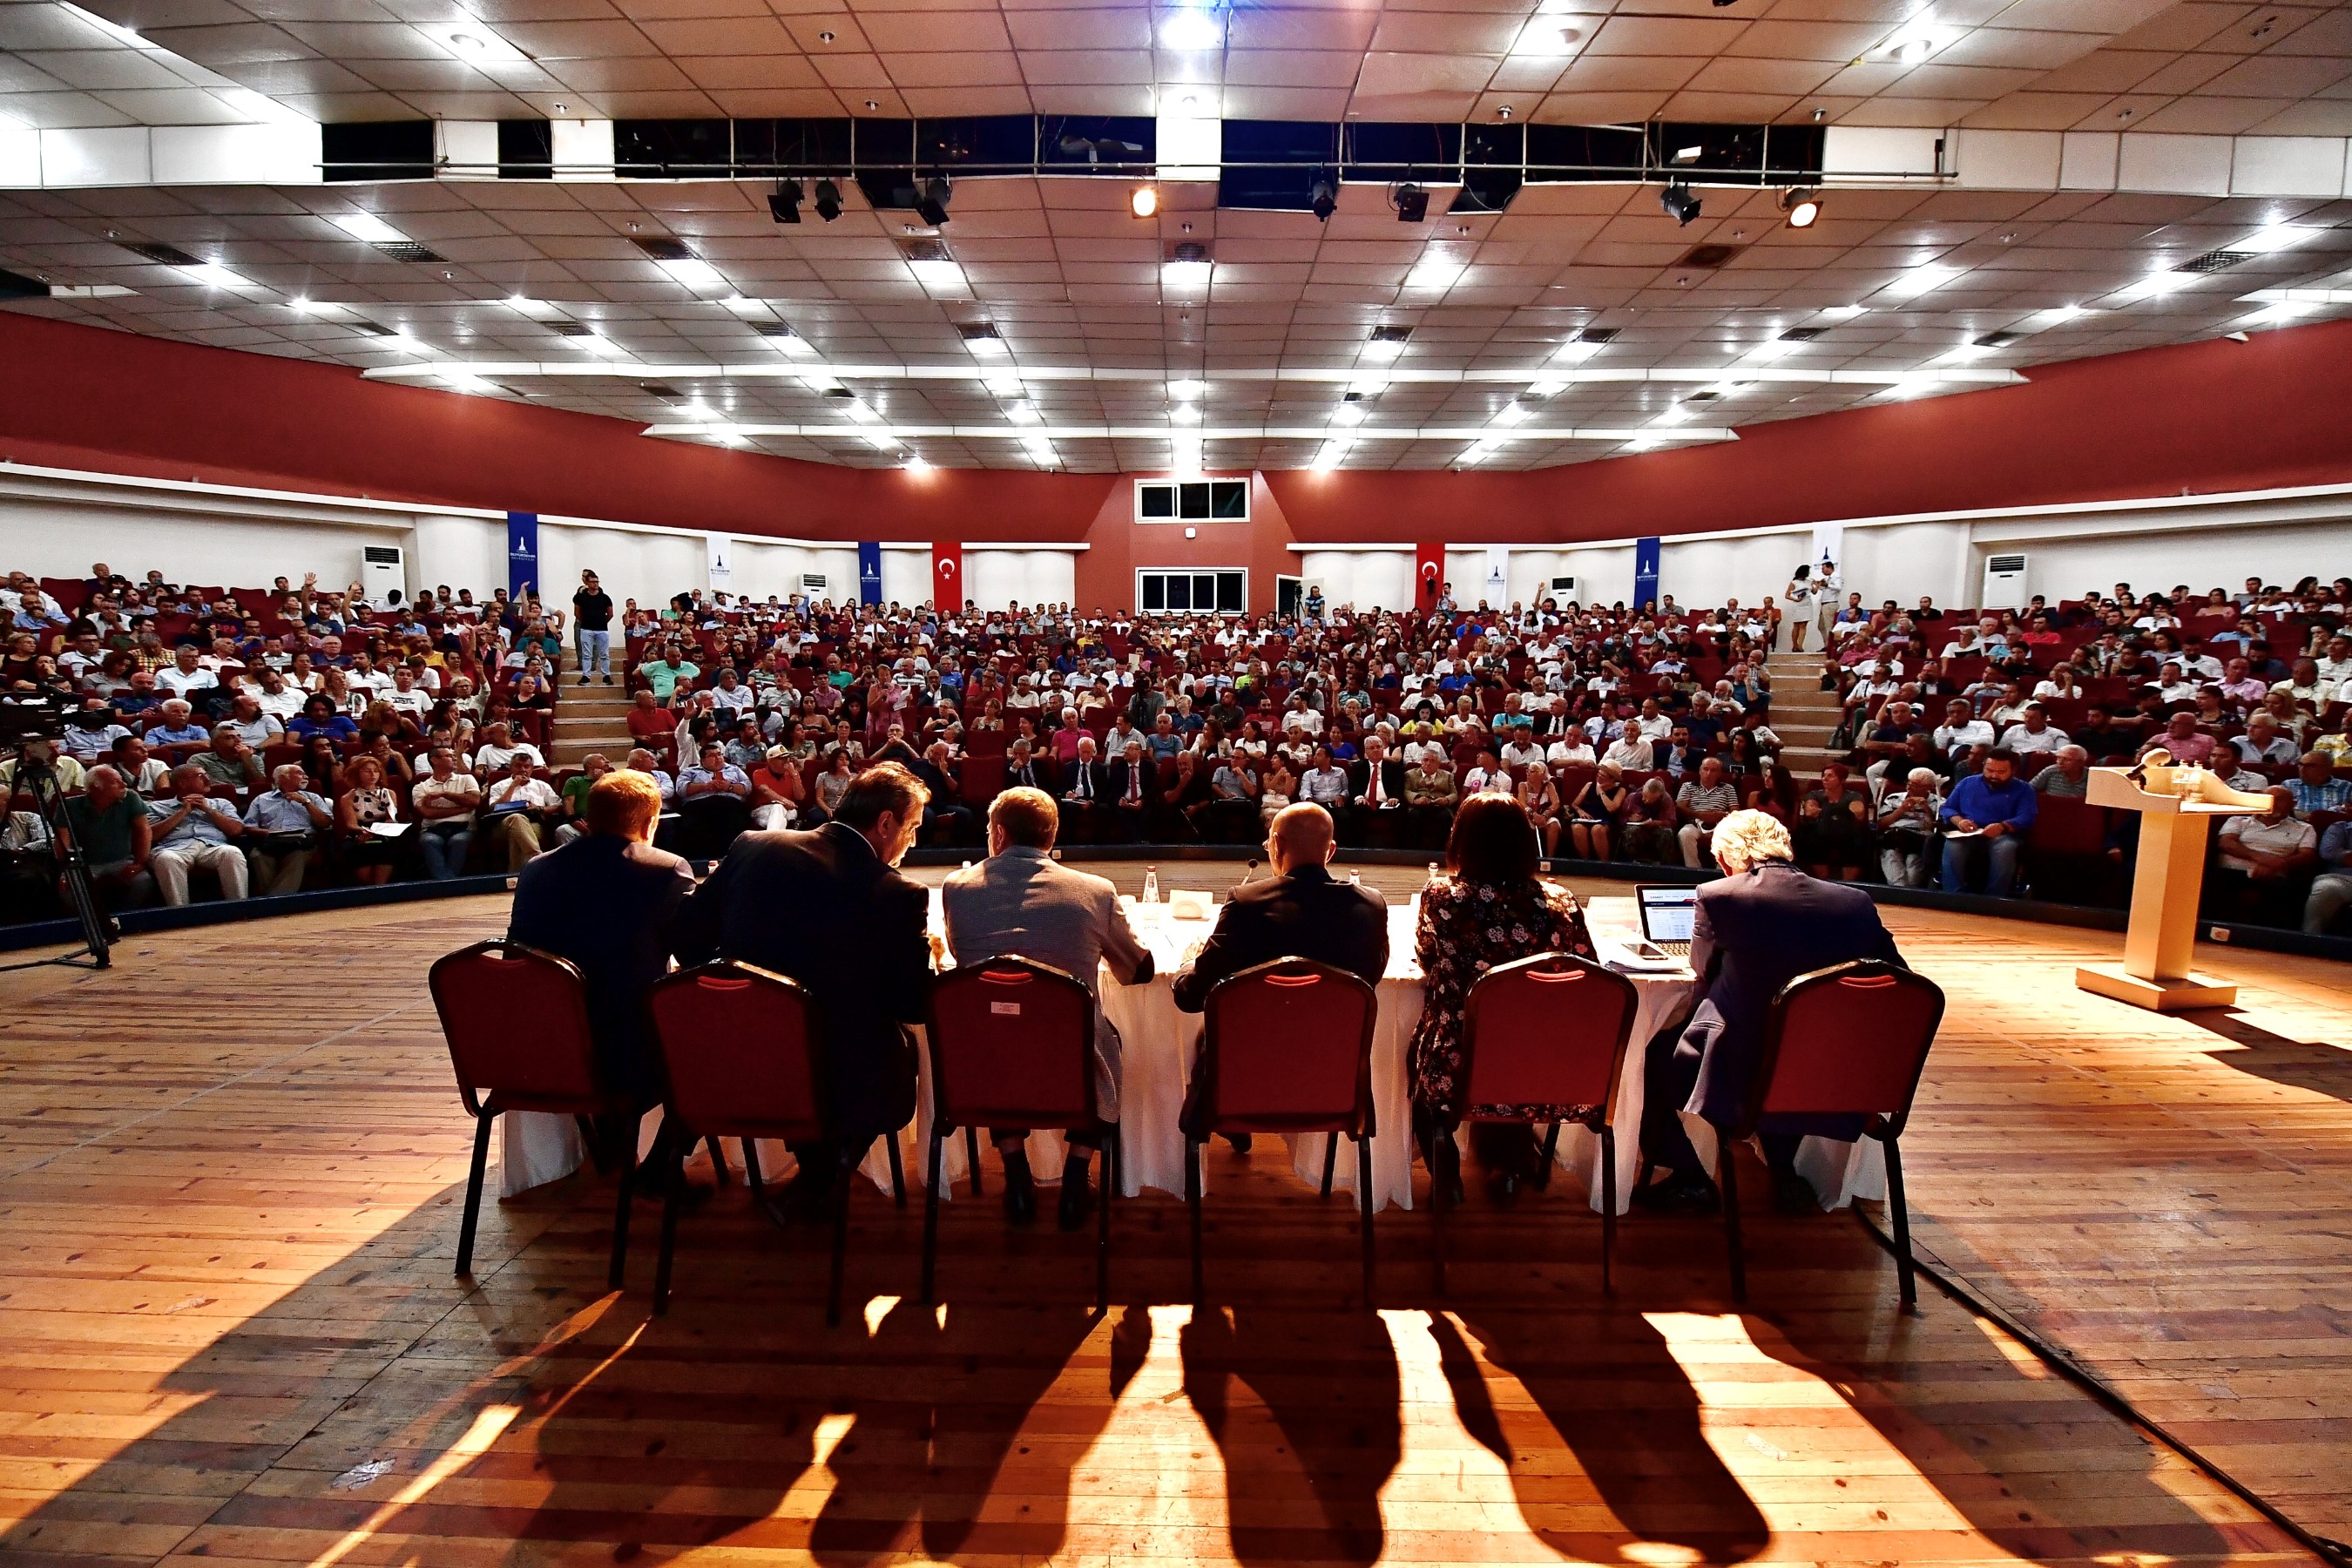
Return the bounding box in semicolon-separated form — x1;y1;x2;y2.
329;211;405;245
903;454;931;473
1170;404;1201;424
1877;28;1944;64
2240;224;2315;254
1404;255;1466;292
1130;184;1159;219
1168;377;1205;399
1879;262;1963;301
1313;438;1350;470
179;263;254;291
1160;8;1222;51
1822;304;1867;319
1332;403;1365;426
61;3;145;47
983;372;1025;396
1524;380;1564;397
1006;403;1042;423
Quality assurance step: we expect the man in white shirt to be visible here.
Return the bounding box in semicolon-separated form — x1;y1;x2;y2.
1499;725;1544;771
473;721;545;774
222;693;284;751
154;646;220;702
1998;704;2069;761
1631;697;1673;742
1300;746;1349;808
1932;698;1995;758
482;751;562;869
1602;731;1654;771
1545;731;1596;767
709;669;756;715
382;666;431;717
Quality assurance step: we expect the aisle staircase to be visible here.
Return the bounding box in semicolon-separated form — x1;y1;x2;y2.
1762;646;1845;774
548;645;636;767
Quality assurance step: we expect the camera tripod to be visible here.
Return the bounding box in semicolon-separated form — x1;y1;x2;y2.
1;746;115;972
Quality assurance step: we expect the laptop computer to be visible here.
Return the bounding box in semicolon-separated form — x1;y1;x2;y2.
1633;884;1699;959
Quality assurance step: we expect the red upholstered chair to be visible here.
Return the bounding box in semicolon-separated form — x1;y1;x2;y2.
922;956;1117;1308
1438;954;1641;1294
1184;958;1380;1304
429;940;654;1286
646;962;849;1320
1720;959;1946;1308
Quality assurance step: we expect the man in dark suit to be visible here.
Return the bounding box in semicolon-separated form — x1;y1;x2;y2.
507;770;695;1175
1344;733;1409;848
1058;734;1109;845
1173;802;1389;1011
1637;808;1904;1215
672;760;933;1214
1004;739;1053;794
1105;738;1158;842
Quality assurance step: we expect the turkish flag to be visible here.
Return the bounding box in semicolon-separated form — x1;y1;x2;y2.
1415;541;1445;613
931;542;963;610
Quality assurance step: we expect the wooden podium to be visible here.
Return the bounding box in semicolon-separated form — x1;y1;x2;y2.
2075;761;2270;1012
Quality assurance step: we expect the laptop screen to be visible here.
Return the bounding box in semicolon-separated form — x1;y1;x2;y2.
1638;886;1698;944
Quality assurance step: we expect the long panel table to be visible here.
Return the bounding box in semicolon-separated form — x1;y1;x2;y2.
502;892;1886;1214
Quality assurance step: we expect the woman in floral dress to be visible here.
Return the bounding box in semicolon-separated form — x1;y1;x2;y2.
1410;794;1598;1203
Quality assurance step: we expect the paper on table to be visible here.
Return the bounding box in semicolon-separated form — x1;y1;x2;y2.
1939;827;1984;840
366;821;411;838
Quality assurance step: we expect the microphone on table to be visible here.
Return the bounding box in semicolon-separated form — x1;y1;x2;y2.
1236;856;1260;889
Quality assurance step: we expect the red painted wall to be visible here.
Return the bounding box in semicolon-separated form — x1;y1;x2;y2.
1071;473;1298;615
5;309;2351;560
0;313;1116;541
1264;320;2352;542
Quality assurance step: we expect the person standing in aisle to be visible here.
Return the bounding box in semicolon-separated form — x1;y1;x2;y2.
572;570;615;686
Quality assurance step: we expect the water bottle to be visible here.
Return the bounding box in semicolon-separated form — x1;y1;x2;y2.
1348;868;1362;888
1143;865;1159;904
1427;862;1441;886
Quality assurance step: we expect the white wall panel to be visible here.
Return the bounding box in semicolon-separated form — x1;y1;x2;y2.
0;491;409;590
967;549;1075;610
1297;550;1412;612
882;547;930;607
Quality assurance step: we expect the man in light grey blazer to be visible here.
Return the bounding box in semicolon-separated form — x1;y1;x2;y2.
942;786;1153;1231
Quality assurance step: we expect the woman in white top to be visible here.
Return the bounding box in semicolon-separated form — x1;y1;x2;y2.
1784;570;1815;652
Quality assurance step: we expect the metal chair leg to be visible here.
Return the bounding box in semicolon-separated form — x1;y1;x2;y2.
887;1132;907;1209
652;1180;682;1315
608;1123;639;1293
1883;1132;1917;1311
827;1146;855;1328
1356;1132;1376;1308
921;1125;947;1304
456;1113;493;1277
1716;1132;1746;1306
1186;1139;1205;1307
1320;1133;1338;1199
1598;1124;1617;1296
1428;1128;1447;1297
1095;1126;1115;1315
1537;1121;1561;1191
964;1125;984;1195
741;1139;764;1202
705;1135;730;1185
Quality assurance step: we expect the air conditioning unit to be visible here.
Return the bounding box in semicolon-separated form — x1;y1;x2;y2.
801;573;827;593
1981;551;2028;608
360;544;406;605
1550;576;1576;594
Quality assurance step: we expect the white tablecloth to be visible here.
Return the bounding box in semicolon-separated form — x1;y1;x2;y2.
501;891;1887;1214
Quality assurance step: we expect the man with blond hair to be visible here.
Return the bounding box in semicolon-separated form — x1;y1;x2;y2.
942;787;1154;1229
1635;808;1904;1218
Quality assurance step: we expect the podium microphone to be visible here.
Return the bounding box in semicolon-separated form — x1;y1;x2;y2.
1236;856;1260;889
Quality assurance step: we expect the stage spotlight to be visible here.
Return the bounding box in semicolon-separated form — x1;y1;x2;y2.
813;179;842;222
1393;182;1429;223
1309;178;1336;223
1781;186;1821;228
767;179;802;224
916;177;952;226
1660;182;1702;226
1130;184;1159;219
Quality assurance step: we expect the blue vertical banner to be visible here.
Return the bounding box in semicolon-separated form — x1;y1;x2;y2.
506;511;538;601
857;541;883;605
1633;535;1660;611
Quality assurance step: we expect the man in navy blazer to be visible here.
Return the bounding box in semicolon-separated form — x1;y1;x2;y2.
672;761;933;1215
1636;808;1904;1215
507;767;694;1099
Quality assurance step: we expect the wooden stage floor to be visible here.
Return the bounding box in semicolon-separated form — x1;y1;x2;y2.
0;878;2343;1568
